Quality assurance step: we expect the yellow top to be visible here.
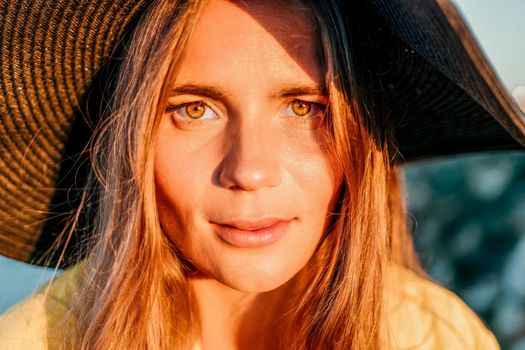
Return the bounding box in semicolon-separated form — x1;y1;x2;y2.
0;262;500;349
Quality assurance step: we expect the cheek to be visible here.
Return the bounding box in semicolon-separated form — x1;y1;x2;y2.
154;164;189;251
285;129;341;209
153;122;213;249
154;160;215;266
154;116;220;209
282;133;342;252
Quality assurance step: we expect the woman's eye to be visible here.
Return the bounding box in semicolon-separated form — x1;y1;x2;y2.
167;101;219;121
291;101;312;116
284;100;325;119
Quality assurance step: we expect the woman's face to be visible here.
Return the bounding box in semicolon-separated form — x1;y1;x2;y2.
155;0;341;292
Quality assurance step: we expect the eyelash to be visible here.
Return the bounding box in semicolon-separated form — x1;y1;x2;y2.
165;99;327;121
285;100;326;119
166;101;220;121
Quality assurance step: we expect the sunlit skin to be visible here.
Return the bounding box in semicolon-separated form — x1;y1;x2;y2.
154;0;342;348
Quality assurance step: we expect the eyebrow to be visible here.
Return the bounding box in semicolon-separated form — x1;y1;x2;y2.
170;83;328;100
270;86;328;99
170;83;230;100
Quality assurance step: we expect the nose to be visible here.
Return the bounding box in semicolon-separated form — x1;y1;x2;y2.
217;121;283;191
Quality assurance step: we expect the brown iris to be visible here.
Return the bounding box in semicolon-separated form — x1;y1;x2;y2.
291;101;312;116
185;102;206;119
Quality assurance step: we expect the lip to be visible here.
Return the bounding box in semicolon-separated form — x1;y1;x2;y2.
212;218;292;248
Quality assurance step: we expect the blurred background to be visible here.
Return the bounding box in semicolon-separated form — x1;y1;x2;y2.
401;1;525;349
1;0;524;348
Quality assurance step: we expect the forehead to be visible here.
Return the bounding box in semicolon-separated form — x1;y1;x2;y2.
174;0;324;88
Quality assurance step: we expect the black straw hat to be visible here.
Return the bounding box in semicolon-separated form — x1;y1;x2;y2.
1;0;524;266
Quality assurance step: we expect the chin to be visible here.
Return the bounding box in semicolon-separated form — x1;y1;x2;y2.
224;278;287;294
215;263;302;293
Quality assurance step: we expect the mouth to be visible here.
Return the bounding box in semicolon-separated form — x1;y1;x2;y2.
211;218;293;248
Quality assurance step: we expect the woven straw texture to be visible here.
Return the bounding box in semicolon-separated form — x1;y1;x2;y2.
0;0;148;263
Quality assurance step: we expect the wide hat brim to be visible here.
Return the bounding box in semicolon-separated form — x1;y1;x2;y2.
1;0;524;266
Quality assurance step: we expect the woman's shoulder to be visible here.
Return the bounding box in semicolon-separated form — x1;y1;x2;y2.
384;264;500;349
0;262;84;349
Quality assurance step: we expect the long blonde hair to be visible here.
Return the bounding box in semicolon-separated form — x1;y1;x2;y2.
58;0;422;348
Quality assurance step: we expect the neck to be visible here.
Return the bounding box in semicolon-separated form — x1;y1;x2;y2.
188;272;308;350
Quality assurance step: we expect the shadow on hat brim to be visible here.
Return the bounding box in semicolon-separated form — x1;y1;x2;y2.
1;0;524;266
